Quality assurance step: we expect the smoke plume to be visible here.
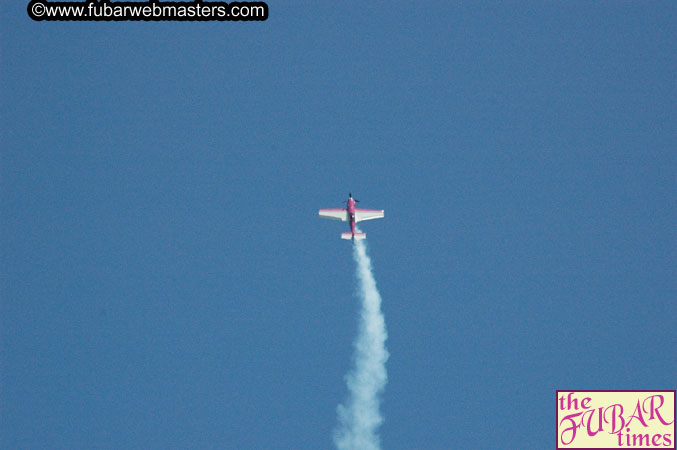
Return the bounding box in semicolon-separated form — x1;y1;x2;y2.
334;238;389;450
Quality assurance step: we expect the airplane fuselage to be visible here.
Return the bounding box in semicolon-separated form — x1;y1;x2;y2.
347;197;357;235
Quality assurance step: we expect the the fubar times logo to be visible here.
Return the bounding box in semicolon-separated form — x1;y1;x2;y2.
557;390;675;449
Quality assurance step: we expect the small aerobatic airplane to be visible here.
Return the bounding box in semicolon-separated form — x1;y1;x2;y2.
319;193;384;240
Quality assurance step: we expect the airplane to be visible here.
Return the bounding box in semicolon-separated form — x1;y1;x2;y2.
318;193;384;240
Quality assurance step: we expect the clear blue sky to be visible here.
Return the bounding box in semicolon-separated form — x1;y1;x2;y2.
2;2;675;449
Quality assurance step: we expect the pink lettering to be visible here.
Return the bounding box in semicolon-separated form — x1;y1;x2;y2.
582;407;604;436
642;394;674;426
560;412;584;445
627;400;649;428
604;403;626;434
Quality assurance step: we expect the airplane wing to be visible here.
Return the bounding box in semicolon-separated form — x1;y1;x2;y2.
355;209;384;222
319;208;348;221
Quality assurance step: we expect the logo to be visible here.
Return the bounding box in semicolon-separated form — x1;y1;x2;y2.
557;390;675;449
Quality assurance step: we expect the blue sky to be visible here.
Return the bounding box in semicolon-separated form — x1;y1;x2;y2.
2;2;675;449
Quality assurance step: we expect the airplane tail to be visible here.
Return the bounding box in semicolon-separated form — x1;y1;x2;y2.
341;232;366;240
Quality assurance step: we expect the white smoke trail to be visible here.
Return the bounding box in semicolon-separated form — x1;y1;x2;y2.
334;238;389;450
